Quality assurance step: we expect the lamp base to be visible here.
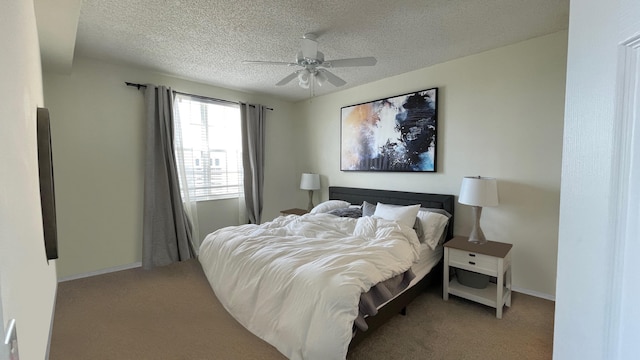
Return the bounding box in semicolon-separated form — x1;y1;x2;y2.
468;236;488;245
468;206;488;245
307;190;314;211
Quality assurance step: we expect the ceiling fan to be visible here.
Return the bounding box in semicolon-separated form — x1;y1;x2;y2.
242;33;377;89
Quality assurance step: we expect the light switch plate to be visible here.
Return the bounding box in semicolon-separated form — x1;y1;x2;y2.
3;319;18;360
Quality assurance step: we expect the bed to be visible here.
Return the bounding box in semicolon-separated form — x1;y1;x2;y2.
199;186;454;359
328;187;455;350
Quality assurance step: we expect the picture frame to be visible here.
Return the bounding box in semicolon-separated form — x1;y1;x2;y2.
340;87;438;172
36;107;59;261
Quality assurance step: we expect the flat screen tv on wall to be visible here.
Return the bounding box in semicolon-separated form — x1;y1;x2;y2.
37;107;58;261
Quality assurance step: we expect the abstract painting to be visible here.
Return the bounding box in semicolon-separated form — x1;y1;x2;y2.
340;88;438;172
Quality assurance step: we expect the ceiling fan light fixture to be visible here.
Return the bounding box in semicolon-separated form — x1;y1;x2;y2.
297;69;309;82
298;69;310;88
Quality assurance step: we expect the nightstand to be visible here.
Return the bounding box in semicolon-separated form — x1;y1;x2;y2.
280;208;308;216
443;236;513;318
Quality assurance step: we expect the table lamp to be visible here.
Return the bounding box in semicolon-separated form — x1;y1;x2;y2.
458;176;499;244
300;173;320;211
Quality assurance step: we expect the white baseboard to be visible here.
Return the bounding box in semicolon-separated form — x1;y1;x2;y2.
513;286;555;301
58;262;142;282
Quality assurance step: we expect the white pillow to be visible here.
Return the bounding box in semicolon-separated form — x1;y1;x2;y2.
373;203;420;228
309;200;351;214
417;209;450;250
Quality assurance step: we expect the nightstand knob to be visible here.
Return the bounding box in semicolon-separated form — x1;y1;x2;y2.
469;261;476;265
469;253;476;257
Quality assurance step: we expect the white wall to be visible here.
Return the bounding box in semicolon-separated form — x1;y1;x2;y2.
554;0;640;357
43;57;296;279
293;32;567;297
0;1;58;358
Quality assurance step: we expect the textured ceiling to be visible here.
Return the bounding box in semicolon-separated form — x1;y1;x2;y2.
73;0;569;102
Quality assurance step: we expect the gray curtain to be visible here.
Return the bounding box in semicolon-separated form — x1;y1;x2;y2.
240;103;266;224
142;85;194;269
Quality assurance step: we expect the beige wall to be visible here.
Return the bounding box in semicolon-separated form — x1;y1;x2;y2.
43;57;296;279
292;31;567;297
0;1;58;358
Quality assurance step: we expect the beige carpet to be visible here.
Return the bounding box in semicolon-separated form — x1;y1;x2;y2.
50;259;554;359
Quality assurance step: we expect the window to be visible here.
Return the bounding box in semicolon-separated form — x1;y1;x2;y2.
174;94;242;201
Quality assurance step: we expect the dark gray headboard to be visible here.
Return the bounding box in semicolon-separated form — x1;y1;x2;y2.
329;186;455;240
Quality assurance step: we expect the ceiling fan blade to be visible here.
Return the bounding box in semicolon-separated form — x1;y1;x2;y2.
323;57;377;68
242;60;296;66
300;35;318;59
318;69;346;87
275;71;299;86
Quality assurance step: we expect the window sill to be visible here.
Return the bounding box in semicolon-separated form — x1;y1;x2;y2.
193;194;240;203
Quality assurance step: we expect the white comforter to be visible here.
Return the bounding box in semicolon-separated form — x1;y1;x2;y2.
199;213;421;360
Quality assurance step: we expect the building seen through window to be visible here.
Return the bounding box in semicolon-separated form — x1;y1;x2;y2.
174;94;242;201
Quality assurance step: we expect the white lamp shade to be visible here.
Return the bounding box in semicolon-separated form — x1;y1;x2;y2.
458;176;499;207
300;173;320;190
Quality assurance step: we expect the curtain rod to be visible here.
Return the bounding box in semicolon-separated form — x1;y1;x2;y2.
125;82;273;111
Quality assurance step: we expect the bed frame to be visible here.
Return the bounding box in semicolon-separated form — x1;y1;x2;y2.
327;186;455;351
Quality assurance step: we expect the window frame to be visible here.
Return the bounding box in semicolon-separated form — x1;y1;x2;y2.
173;93;243;202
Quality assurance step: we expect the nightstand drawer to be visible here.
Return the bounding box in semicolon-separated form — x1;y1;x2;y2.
449;248;498;276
